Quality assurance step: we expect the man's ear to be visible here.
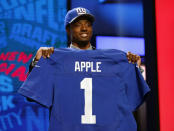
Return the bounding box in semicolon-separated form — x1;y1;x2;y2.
66;26;71;44
66;26;70;36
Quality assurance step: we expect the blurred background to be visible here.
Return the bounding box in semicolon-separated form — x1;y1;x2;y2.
0;0;173;130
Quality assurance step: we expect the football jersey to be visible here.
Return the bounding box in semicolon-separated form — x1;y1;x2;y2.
18;48;150;131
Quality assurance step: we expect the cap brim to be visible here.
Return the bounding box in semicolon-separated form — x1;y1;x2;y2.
69;14;95;24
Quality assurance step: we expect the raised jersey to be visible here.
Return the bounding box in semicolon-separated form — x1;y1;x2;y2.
18;48;150;131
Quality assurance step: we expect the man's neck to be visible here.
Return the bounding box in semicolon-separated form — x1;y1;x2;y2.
72;42;90;50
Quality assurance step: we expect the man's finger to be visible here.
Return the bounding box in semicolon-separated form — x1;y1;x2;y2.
127;52;130;58
137;56;141;67
42;50;46;58
136;56;139;61
44;49;48;57
44;49;49;58
130;54;133;61
133;55;137;63
127;52;132;63
50;47;54;54
132;55;135;64
47;48;52;58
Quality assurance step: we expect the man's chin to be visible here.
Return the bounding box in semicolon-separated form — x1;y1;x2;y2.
77;41;89;47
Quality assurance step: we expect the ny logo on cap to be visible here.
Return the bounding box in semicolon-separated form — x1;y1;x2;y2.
76;8;87;15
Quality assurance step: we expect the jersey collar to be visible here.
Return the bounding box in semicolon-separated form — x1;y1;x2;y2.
69;43;93;50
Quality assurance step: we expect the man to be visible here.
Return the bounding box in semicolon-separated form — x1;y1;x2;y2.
29;7;142;72
19;7;149;131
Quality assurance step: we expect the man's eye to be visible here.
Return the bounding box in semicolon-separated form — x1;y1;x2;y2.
74;24;81;27
87;23;92;27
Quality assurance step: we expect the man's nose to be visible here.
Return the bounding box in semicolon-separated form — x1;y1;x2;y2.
81;24;87;31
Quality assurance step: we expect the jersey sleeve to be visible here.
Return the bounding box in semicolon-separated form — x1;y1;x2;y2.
18;57;55;108
123;64;150;111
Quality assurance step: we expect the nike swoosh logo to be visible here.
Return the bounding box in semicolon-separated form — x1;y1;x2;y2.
35;65;40;67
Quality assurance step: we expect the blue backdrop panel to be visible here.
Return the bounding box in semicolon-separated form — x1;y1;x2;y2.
71;0;144;36
96;36;145;56
0;0;67;131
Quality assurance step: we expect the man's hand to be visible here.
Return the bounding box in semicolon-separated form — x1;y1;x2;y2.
127;51;141;67
34;47;54;61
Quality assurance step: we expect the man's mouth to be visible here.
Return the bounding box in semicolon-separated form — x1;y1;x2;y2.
80;33;88;38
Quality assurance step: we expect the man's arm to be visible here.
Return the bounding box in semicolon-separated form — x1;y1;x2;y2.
126;51;144;73
27;47;54;102
29;47;54;73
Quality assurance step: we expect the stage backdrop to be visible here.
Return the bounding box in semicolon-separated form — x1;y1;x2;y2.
0;0;67;131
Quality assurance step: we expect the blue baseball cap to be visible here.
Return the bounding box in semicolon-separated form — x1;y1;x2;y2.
64;7;95;28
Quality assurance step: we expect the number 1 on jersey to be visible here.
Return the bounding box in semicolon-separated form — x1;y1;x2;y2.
81;78;96;124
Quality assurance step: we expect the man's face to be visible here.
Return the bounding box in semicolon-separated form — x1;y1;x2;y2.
67;18;93;47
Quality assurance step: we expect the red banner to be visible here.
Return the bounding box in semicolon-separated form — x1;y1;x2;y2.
155;0;174;130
